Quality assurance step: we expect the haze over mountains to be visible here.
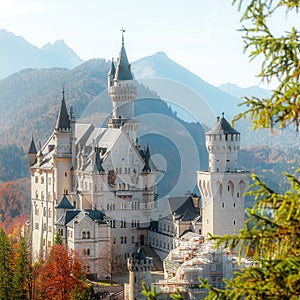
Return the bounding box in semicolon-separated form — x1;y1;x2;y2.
0;29;298;199
0;29;83;79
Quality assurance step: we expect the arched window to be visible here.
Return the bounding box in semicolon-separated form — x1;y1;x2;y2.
87;231;90;239
82;231;86;239
87;249;90;256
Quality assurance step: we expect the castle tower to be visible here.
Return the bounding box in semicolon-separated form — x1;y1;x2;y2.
31;89;75;260
108;29;138;143
53;89;73;201
127;248;153;300
197;114;250;237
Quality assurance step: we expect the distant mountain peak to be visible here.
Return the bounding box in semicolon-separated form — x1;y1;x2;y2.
152;51;168;58
0;29;83;79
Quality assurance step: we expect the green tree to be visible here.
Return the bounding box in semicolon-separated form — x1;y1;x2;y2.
54;231;63;245
12;237;31;300
233;0;300;130
0;228;13;299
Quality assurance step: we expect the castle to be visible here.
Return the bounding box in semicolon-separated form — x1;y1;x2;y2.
28;32;249;283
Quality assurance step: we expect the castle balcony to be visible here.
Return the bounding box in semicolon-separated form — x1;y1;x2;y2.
115;190;134;197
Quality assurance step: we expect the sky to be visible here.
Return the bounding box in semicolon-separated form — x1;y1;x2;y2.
0;0;299;88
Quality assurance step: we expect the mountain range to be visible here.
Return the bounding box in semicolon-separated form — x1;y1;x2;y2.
0;29;83;79
0;29;298;195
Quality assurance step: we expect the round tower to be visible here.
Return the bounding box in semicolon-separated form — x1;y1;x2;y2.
206;113;240;173
197;113;250;238
127;248;153;300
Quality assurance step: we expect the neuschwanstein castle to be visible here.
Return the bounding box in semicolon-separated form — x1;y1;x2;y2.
28;33;250;280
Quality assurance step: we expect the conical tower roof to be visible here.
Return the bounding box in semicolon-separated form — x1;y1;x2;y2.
28;136;37;154
55;89;71;131
207;113;239;135
56;195;75;209
108;58;116;77
114;29;133;81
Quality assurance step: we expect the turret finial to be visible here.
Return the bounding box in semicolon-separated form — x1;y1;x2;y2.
62;86;65;101
120;27;126;45
222;112;224;118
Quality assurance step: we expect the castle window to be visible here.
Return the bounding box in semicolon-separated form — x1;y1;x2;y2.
225;134;228;141
121;237;123;244
87;249;90;256
113;237;116;244
35;206;39;216
87;231;90;239
124;236;127;244
132;236;134;243
222;202;225;208
228;185;230;191
237;193;240;198
41;177;44;184
65;172;67;177
233;202;236;208
35;223;39;230
82;231;86;239
233;219;236;226
35;176;38;183
41;192;44;200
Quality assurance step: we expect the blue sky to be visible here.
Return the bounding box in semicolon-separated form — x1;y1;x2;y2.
1;0;298;88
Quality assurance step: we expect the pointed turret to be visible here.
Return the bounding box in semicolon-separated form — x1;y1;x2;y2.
108;58;116;88
28;136;37;167
114;29;133;81
55;89;71;131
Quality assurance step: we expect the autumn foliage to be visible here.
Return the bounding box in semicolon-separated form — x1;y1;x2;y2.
36;245;88;300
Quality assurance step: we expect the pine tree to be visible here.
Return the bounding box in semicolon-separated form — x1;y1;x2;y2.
12;237;31;300
0;228;13;299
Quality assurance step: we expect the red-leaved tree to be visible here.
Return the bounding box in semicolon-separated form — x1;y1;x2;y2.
36;245;87;300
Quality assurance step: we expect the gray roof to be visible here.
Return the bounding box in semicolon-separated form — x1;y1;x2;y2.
56;209;106;227
168;196;199;221
207;115;239;135
114;39;133;81
55;90;71;130
108;59;116;77
28;137;37;154
56;195;75;209
55;210;80;226
131;248;147;262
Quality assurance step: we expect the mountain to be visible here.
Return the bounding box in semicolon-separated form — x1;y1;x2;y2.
218;82;272;99
132;52;241;120
0;29;83;79
42;40;83;67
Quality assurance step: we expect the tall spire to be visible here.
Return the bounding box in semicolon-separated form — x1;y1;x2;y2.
55;88;71;131
28;136;37;154
114;28;133;81
108;58;116;77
